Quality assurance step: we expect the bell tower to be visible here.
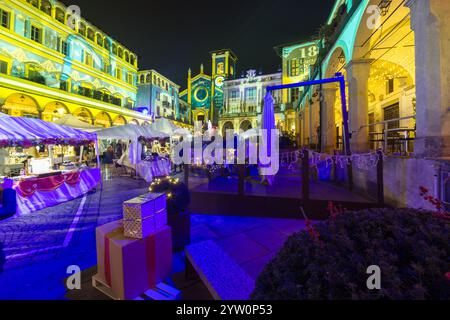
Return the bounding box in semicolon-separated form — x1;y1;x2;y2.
211;49;238;79
210;49;238;125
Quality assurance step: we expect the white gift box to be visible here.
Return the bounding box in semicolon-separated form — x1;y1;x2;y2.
123;193;167;221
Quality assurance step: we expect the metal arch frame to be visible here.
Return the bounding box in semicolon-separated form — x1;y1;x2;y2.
266;72;351;155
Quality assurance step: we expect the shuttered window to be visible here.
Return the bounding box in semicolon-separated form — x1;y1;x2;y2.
0;9;10;29
0;60;8;74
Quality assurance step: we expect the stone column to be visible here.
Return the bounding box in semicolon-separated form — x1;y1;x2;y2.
406;0;450;157
321;84;337;153
310;99;320;148
345;59;372;153
304;103;310;146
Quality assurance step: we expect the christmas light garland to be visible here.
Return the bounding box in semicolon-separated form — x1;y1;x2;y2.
280;149;384;171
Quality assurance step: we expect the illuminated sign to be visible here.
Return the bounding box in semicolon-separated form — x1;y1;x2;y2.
283;42;319;80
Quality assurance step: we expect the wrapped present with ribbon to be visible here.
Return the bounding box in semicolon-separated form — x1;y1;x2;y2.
123;193;166;220
123;209;168;239
95;220;173;300
123;193;167;239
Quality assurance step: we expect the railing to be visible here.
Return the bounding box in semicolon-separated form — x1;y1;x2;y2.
360;115;416;154
1;72;133;109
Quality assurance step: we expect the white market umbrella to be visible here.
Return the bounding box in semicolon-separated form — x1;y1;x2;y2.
260;92;277;183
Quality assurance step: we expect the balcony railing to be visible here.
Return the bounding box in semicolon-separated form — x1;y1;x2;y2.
4;72;134;109
360;115;416;155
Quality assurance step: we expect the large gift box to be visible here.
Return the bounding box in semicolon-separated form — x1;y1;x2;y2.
123;193;167;239
95;220;172;300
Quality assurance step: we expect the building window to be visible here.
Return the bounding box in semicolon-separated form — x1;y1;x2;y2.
103;62;110;74
85;52;93;67
31;25;42;43
0;9;10;29
112;96;122;106
40;0;52;16
289;59;300;77
78;23;86;36
115;67;122;80
387;78;394;94
60;79;68;91
87;28;95;42
61;40;68;55
127;73;133;85
55;7;65;24
290;88;300;102
0;60;8;74
27;0;39;8
384;103;400;133
96;35;104;47
230;90;239;100
245;87;256;101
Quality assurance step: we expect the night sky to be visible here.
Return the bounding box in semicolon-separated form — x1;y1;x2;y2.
61;0;335;88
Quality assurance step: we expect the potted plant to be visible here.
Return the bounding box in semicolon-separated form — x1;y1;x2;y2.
149;177;191;252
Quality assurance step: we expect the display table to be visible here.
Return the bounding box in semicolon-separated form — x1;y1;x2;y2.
13;168;101;216
135;159;171;183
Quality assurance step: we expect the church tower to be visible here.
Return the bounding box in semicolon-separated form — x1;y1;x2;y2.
210;49;238;125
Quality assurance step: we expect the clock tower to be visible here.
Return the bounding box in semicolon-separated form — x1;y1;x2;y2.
210;49;238;125
179;49;238;126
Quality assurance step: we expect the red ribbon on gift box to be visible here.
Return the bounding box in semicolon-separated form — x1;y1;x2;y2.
104;235;112;287
103;228;159;289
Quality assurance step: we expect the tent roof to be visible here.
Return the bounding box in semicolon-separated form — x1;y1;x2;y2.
54;114;102;132
0;114;96;142
96;124;168;140
152;118;190;136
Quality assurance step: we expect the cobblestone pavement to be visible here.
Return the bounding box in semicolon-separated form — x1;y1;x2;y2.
0;173;308;300
0;176;149;299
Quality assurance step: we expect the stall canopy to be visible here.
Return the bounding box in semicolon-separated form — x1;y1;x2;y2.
95;123;169;140
54;114;102;132
0;114;97;146
151;118;191;136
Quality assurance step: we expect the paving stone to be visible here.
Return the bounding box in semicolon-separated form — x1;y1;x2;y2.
215;233;270;265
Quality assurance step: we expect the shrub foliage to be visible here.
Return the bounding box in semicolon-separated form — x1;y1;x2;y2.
149;177;190;215
252;208;450;300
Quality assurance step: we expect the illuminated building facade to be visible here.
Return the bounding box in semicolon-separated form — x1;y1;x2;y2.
0;0;152;127
290;0;450;208
274;40;319;141
180;49;237;125
137;70;180;119
219;70;282;136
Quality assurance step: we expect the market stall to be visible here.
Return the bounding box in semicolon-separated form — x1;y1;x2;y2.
151;118;191;140
0;114;101;216
54;114;103;132
96;124;170;182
